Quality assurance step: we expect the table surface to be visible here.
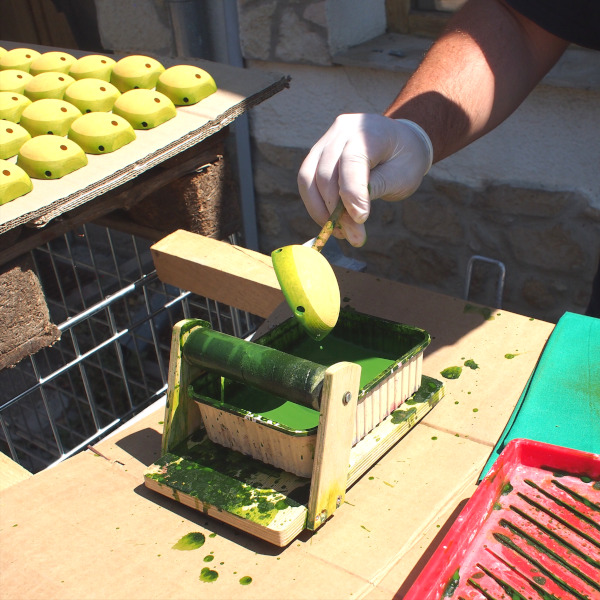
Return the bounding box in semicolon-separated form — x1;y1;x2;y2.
0;41;288;234
0;265;555;600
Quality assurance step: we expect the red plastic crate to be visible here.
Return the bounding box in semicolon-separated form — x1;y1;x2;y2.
404;438;600;600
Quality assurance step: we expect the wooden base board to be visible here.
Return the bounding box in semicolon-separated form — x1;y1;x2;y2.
144;376;444;546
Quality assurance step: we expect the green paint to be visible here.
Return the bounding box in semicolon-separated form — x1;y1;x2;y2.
463;359;479;370
505;353;518;359
199;567;218;583
360;525;371;532
501;482;513;496
472;408;479;413
464;304;494;321
431;436;438;440
147;434;306;527
493;502;502;510
593;481;600;490
441;366;462;380
203;555;214;562
209;533;217;538
368;476;374;480
580;476;592;483
189;310;431;433
172;532;205;550
239;576;253;585
442;568;460;597
532;576;546;585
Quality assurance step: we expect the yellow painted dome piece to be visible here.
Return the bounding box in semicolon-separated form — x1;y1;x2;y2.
0;120;31;159
110;55;165;93
64;78;121;113
29;51;76;76
68;112;136;154
156;65;217;106
0;48;6;59
112;89;176;130
0;92;32;123
0;159;33;204
0;70;34;94
271;244;340;341
20;99;82;137
24;72;75;101
69;54;115;81
0;48;41;72
17;135;87;180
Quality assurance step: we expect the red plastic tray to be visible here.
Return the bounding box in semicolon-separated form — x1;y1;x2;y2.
404;438;600;600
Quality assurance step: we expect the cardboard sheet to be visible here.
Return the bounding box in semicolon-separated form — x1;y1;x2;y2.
0;264;556;600
0;41;289;233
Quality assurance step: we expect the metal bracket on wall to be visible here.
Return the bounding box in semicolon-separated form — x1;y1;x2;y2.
464;255;506;309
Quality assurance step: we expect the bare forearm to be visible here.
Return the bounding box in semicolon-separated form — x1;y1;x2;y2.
384;0;568;162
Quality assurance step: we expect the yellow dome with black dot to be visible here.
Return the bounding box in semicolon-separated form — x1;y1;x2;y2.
112;89;176;130
156;65;217;106
68;112;135;154
20;98;82;137
64;78;121;113
17;134;87;179
24;72;75;101
0;120;31;159
110;55;165;93
0;159;33;204
0;92;32;123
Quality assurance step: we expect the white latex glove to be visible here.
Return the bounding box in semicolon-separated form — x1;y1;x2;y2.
297;114;433;247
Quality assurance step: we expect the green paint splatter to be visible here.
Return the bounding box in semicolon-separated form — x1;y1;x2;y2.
472;408;479;413
431;436;438;440
203;555;214;562
361;525;371;532
580;476;592;483
147;435;305;527
505;353;518;359
593;481;600;490
443;568;460;597
464;304;494;320
239;576;253;585
391;406;417;424
368;476;374;480
493;502;502;510
199;567;218;583
441;366;462;380
464;359;479;370
501;482;513;496
209;533;217;538
172;532;205;551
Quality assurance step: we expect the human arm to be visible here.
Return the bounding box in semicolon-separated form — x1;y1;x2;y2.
297;0;569;246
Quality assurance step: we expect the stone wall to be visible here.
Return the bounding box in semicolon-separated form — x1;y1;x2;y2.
239;1;600;323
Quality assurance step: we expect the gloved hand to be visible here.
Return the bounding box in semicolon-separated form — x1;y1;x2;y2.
297;114;433;247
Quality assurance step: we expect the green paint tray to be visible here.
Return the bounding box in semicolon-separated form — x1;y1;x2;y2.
187;308;430;477
144;312;443;546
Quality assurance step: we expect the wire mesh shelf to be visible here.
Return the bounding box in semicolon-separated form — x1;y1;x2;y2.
0;224;261;474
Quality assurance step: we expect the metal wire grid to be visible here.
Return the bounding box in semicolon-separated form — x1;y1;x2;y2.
0;223;261;474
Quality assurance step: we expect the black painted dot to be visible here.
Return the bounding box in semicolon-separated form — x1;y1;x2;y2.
141;121;148;128
45;170;52;177
98;145;105;151
183;97;189;103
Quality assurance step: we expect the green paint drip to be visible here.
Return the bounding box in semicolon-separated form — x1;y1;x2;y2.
463;359;479;369
441;366;462;380
199;567;218;582
442;568;460;597
172;532;205;550
239;576;253;585
464;304;494;321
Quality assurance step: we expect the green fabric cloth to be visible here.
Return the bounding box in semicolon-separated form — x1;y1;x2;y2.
480;312;600;479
